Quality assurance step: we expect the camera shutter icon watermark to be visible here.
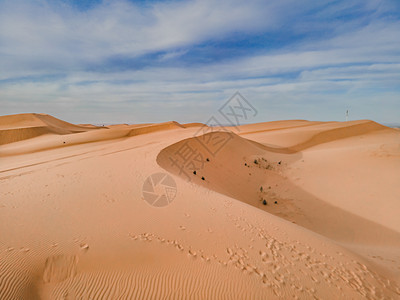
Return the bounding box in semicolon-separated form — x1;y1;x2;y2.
142;173;177;207
218;91;257;127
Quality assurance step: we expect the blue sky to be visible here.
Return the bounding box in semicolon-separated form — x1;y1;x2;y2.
0;0;399;124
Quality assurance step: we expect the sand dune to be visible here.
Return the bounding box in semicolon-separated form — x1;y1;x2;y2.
158;127;400;272
128;121;185;136
182;122;206;128
237;120;324;134
0;115;188;156
1;114;400;299
238;119;390;150
157;131;291;205
0;113;103;146
288;120;388;151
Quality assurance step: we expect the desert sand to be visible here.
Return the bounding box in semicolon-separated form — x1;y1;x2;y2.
1;113;400;299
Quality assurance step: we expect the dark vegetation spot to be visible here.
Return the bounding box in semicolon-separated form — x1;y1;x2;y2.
254;159;258;164
193;171;196;175
63;141;65;144
260;186;263;192
244;163;247;166
274;201;278;204
201;176;205;180
278;161;282;165
262;200;267;205
206;158;210;162
268;186;271;189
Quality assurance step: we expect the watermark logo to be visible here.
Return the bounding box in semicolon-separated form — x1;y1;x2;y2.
193;116;234;156
163;91;257;183
142;172;177;207
218;91;258;128
192;92;257;156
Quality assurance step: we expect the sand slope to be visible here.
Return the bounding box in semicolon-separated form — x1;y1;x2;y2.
1;115;400;299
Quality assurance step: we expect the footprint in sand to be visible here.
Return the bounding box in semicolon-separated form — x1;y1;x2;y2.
79;243;89;251
188;249;197;258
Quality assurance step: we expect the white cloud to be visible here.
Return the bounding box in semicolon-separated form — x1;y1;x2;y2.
0;0;284;75
0;0;399;124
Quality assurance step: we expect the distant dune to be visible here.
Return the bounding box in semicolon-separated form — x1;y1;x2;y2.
0;113;103;145
128;121;185;136
182;122;206;128
0;115;189;156
1;114;400;299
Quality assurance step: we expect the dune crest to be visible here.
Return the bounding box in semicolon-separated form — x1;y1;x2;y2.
128;121;185;136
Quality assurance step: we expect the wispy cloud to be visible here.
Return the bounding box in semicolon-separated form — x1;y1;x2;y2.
0;0;399;123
